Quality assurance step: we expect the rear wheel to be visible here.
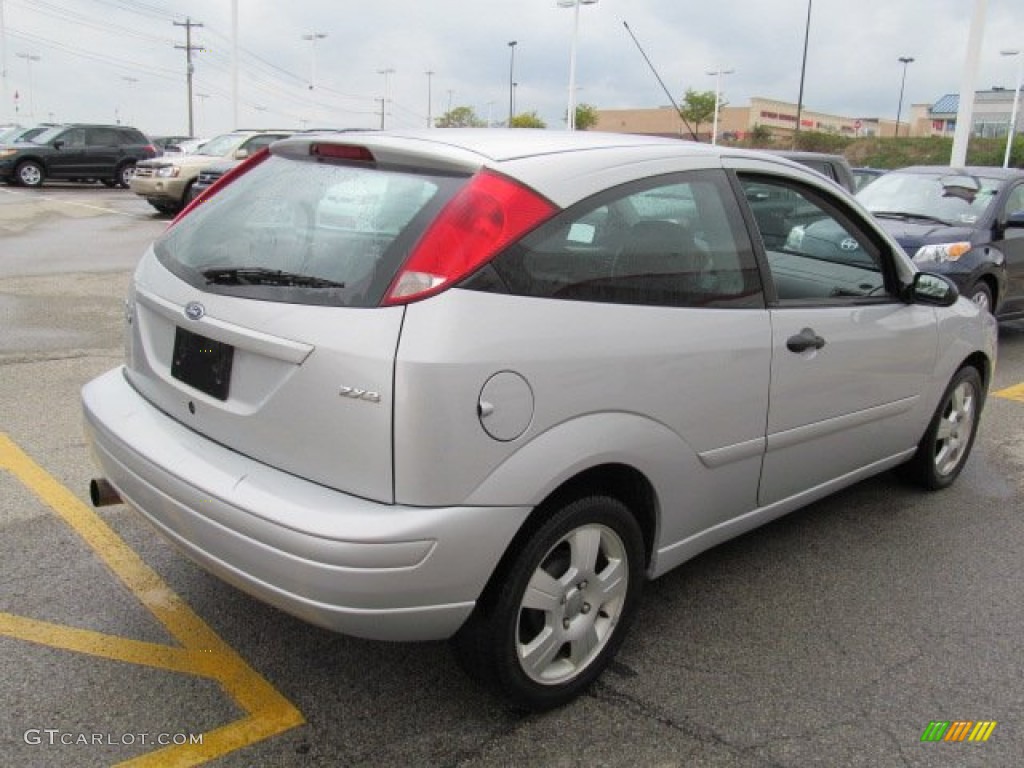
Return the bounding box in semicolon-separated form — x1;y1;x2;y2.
15;161;44;188
453;495;644;711
900;367;983;490
115;162;136;188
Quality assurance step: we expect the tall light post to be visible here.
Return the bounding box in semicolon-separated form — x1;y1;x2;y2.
16;52;40;118
507;41;517;125
895;56;914;137
706;68;734;145
557;0;597;131
425;69;434;127
793;0;812;148
302;32;327;90
377;67;394;129
196;92;209;133
1001;48;1023;168
951;0;988;167
121;75;138;126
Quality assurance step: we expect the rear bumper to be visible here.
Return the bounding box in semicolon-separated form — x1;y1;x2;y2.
82;367;530;641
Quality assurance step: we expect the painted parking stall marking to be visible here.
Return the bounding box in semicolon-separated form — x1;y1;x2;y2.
994;381;1024;403
0;186;153;220
0;432;304;766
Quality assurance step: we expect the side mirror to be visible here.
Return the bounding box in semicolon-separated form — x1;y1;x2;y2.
909;272;959;307
1005;210;1024;229
234;149;250;160
53;140;64;150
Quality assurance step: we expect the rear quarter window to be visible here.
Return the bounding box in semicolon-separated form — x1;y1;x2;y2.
474;169;764;309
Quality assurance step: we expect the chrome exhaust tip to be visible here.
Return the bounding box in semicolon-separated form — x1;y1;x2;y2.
89;477;122;507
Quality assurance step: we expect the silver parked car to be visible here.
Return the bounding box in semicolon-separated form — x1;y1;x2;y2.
82;130;997;710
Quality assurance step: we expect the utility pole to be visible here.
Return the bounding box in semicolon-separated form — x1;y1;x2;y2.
174;17;204;137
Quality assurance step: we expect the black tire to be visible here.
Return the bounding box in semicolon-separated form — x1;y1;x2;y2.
115;162;136;188
900;367;983;490
967;282;993;314
15;160;44;188
453;495;644;711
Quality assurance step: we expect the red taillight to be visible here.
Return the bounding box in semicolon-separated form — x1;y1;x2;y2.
382;169;556;305
168;147;272;227
310;143;375;162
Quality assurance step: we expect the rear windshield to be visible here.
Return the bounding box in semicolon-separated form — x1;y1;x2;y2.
154;155;465;307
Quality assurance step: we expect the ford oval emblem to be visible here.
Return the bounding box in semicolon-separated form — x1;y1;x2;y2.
184;301;205;321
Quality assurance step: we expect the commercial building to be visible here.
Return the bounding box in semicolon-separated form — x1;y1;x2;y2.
594;97;904;141
595;90;1022;142
926;88;1023;138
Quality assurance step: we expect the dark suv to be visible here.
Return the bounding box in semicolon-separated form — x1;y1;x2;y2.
0;124;157;188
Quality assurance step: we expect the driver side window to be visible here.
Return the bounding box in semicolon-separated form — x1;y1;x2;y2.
61;128;86;148
1004;184;1024;218
739;175;888;303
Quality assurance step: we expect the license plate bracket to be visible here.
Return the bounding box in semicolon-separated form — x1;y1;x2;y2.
171;327;234;401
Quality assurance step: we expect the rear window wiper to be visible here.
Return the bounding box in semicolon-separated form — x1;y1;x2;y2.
871;211;953;226
201;266;345;289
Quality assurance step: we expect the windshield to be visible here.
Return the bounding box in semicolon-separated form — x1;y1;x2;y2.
857;171;1001;226
196;133;249;157
154;154;464;307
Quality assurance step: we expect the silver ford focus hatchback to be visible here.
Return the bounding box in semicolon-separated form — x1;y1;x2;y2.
82;130;997;710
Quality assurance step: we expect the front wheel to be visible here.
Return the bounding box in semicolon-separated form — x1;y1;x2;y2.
453;495;645;711
967;282;993;314
900;367;983;490
15;161;44;188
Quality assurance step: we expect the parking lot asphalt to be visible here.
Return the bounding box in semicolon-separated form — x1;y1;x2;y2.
1;183;1023;767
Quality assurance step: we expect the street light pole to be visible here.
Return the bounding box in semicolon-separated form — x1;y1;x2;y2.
706;68;734;145
16;52;40;119
377;67;394;129
425;69;434;128
557;0;597;131
302;32;327;90
895;56;914;137
507;41;517;125
121;75;138;126
1001;48;1023;168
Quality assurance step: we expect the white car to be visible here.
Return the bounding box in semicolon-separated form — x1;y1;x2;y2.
83;130;997;710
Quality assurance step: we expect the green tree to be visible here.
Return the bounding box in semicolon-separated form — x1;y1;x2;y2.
679;89;718;141
749;123;773;146
435;106;486;128
510;111;547;129
574;103;599;131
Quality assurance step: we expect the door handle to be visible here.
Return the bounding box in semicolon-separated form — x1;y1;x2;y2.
786;327;826;353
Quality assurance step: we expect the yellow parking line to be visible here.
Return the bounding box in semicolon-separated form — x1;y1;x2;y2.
0;433;304;766
993;382;1024;403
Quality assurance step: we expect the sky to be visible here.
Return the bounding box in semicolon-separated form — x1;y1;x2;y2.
0;0;1022;138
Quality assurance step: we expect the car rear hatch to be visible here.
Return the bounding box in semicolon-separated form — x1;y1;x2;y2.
124;138;484;503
